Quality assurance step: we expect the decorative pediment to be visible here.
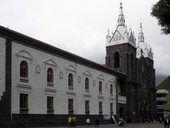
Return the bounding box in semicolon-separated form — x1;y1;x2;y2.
111;30;124;42
44;58;57;67
65;65;76;72
83;70;92;77
97;74;104;80
16;49;33;60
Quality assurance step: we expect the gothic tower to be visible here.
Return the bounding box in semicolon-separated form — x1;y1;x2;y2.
105;3;156;122
105;3;138;122
136;23;156;121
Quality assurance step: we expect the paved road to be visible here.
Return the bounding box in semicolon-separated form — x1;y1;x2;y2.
30;122;164;128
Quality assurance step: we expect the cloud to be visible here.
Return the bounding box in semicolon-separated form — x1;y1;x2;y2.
0;0;169;77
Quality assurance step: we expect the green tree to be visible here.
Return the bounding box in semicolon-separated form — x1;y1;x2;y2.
151;0;170;34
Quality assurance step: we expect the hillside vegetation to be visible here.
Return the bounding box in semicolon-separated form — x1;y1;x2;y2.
157;75;170;90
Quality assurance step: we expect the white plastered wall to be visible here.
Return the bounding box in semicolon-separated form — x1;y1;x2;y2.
11;42;117;116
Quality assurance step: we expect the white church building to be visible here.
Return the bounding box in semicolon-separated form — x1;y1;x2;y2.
0;3;155;127
0;21;126;127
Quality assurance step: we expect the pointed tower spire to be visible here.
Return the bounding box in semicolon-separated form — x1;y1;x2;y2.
117;2;125;27
138;22;144;42
106;28;111;44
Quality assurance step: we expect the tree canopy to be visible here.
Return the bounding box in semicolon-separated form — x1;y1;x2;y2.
151;0;170;34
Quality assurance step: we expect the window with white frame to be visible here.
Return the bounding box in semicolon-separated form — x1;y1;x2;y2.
110;84;113;95
47;96;54;114
20;93;29;114
99;81;102;95
85;77;89;93
20;61;29;83
68;99;74;114
110;103;113;115
68;73;73;90
85;100;90;115
47;68;54;87
99;102;103;115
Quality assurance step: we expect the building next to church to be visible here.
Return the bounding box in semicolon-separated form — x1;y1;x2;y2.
106;3;156;123
0;3;156;127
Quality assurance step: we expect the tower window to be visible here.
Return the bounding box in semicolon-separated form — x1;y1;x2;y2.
114;52;120;68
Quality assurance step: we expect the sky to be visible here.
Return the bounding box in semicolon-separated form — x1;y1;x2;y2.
0;0;170;77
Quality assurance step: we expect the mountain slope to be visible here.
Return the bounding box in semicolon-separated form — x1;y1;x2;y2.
157;75;170;90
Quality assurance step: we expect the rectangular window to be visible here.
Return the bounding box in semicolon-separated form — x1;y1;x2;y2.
68;99;74;114
20;93;28;114
99;102;102;115
99;81;102;95
47;96;54;114
110;84;113;95
68;74;74;90
110;103;113;115
85;100;90;115
20;61;29;83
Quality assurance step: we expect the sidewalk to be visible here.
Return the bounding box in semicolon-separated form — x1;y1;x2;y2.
29;122;164;128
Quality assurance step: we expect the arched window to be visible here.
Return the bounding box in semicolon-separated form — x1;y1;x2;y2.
47;68;54;87
99;81;102;95
68;73;73;90
20;61;28;78
110;84;113;95
20;61;29;83
85;78;89;92
47;68;53;83
114;52;120;68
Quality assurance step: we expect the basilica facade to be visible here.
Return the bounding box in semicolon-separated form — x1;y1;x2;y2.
106;3;156;122
0;3;156;127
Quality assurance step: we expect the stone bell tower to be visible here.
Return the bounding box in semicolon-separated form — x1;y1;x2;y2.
105;3;138;122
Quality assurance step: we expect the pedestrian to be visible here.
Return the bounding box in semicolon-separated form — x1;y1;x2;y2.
167;117;170;128
86;118;90;126
68;116;72;128
160;116;163;123
164;116;169;128
95;118;99;128
72;116;76;128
